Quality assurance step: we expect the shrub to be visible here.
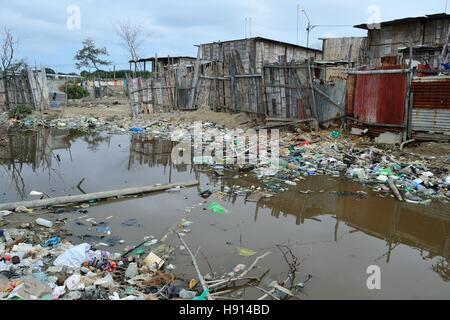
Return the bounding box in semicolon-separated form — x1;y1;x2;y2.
64;83;90;99
9;104;33;119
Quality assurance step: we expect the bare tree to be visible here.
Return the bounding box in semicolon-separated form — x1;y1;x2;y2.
1;28;18;110
116;20;146;68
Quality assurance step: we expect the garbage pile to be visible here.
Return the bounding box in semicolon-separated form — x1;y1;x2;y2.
184;130;450;204
274;132;450;203
2;198;298;301
0;214;213;300
16;114;192;141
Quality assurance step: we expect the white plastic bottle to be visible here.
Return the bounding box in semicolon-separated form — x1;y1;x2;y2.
36;218;53;228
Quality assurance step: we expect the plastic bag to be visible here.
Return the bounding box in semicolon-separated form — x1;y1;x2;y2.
54;243;90;268
130;127;145;133
208;202;227;214
236;246;257;257
193;290;210;301
44;237;61;247
65;274;85;291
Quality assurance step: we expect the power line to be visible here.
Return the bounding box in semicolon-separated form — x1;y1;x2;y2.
252;22;354;32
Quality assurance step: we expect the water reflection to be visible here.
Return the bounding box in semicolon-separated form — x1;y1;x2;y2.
201;171;450;282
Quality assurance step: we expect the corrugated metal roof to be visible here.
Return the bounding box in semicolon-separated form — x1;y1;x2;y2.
199;37;322;53
354;13;450;30
129;56;196;63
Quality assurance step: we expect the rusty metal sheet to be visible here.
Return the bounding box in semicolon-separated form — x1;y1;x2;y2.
353;70;407;126
345;75;356;116
411;76;450;109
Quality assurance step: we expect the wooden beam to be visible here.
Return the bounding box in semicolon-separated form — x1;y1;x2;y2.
347;69;409;75
0;181;200;211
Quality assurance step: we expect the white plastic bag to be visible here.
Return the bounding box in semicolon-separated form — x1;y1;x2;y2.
54;243;90;268
94;274;118;289
65;274;85;291
52;286;66;299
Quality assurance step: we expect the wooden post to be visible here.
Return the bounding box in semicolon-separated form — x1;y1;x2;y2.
231;62;237;113
261;65;268;116
214;61;219;112
404;41;414;141
307;59;318;122
187;45;202;110
284;64;291;118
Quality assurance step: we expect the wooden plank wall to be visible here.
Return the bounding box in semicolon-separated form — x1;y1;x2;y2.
131;39;331;121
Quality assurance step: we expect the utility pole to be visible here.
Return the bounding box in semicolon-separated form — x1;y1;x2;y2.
244;17;252;38
302;9;312;48
297;4;300;44
245;17;247;38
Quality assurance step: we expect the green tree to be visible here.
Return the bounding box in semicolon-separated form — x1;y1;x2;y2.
74;38;111;72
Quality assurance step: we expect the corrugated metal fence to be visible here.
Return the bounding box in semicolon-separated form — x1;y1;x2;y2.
352;67;407;126
411;76;450;133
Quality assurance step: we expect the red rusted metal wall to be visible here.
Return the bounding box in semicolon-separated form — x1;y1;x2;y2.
411;76;450;133
411;77;450;109
352;67;407;126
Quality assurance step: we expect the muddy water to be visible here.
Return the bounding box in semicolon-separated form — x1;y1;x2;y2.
1;128;449;300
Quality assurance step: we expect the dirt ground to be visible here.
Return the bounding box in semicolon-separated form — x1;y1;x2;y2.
44;98;256;129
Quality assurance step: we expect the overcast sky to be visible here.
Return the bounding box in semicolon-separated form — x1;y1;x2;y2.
0;0;448;73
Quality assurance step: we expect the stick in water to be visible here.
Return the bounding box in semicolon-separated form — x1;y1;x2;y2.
176;232;213;300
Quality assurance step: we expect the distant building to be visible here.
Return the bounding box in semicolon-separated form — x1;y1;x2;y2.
354;13;450;68
129;56;197;76
199;37;322;74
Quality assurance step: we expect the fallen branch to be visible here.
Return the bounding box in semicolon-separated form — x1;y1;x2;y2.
209;252;271;289
176;232;214;300
255;286;280;300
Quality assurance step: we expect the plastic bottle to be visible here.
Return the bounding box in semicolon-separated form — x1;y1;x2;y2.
179;289;197;299
36;218;53;228
416;185;427;194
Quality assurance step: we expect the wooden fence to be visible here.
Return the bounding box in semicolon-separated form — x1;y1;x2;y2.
128;51;346;123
